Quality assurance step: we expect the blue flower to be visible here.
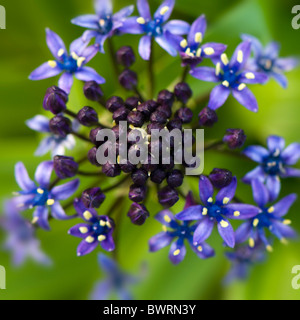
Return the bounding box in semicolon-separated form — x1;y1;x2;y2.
241;34;299;88
235;179;297;252
176;176;260;248
190;41;268;112
68;199;115;256
223;243;266;284
26;115;79;157
90;254;137;300
149;192;215;264
119;0;190;60
29;29;105;93
0;200;51;266
166;15;227;68
14;161;79;230
242;135;300;201
71;0;134;53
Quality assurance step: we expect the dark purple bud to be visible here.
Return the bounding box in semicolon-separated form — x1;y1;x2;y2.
49;116;72;138
198;107;218;127
223;129;247;149
161;156;175;171
127;203;149;226
150;169;166;184
142;155;158;173
106;96;124;113
111;124;127;140
88;147;101;167
147;122;164;134
53;156;78;179
157;105;172;119
209;168;233;189
81;187;105;208
119;160;135;173
102;162;121;177
116;46;136;67
83;81;103;101
89;127;103;146
77;106;99;127
131;169;148;186
137;100;158;118
43;86;68;114
129;184;147;203
176;107;193;124
157;90;175;107
158;186;179;208
150;110;168;124
113;106;130;123
119;69;137;90
174;82;192;103
125;96;141;110
127;111;145;127
167;169;184;188
167;119;183;131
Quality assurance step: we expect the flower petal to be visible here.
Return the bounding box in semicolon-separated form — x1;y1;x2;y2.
208;85;231;110
267;135;285;153
198;175;214;205
232;87;258;112
45;28;67;60
239;71;268;84
77;238;98;256
168;238;186;264
118;17;143;34
273;193;297;217
68;223;93;238
137;0;151;20
73;198;99;223
154;0;175;22
235;221;252;244
215;176;237;205
113;5;134;20
190;240;215;259
51;201;75;220
188;14;206;46
58;73;74;94
138;35;152;60
26;115;50;133
155;210;178;228
29;62;62;80
175;205;203;221
193;218;214;244
94;0;112;17
251;179;269;207
33;206;50;231
75;67;106;84
272;221;297;239
242;166;265;184
281;167;300;178
274;57;299;72
281;143;300;165
230;41;251;72
271;72;288;88
51;179;79;201
35;137;54;157
266;175;281;202
71;14;99;29
155;34;177;57
149;232;173;252
225;203;260;220
241;34;263;57
201;42;227;59
243;145;269;163
34;161;53;188
217;219;235;248
100;234;115;252
15;162;36;192
164;20;190;35
190;67;219;82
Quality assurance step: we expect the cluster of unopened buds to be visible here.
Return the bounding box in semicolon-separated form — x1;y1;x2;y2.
1;0;299;298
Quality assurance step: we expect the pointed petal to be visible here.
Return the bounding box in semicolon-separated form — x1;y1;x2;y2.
273;194;297;217
34;161;53;188
190;67;219;82
164;20;190;35
201;42;227;59
77;238;98;256
34;137;54;157
242;166;265;184
239;71;268;84
68;223;93;238
274;57;299;72
71;14;99;29
138;35;152;60
251;179;269;207
243;145;269;163
216;176;237;205
272;221;297;239
137;0;151;19
208;85;231;110
51;202;75;220
15;162;36;192
193;218;214;244
113;5;135;20
73;198;99;223
175;205;203;221
281;143;300;165
154;0;175;22
94;0;112;17
58;73;74;94
190;240;215;259
26;115;50;133
188;14;206;46
232;87;258;112
271;72;288;88
45;28;67;60
225;203;260;220
241;34;263;57
75;67;106;84
267;135;285;153
100;234;115;252
281;167;300;178
217;219;235;248
198;175;214;205
155;210;178;228
149;232;173;252
118;17;143;34
235;221;252;244
155;34;177;56
51;179;79;201
33;206;50;231
29;62;61;80
230;41;251;72
168;238;186;264
266;175;281;202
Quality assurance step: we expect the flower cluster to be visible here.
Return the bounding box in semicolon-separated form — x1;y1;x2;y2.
1;0;299;299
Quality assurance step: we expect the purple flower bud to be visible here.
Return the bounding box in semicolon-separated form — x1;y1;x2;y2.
102;162;121;177
176;107;193;124
119;69;137;90
150;110;168;124
167;170;184;188
125;96;141;110
131;169;148;186
127;111;145;127
158;186;179;208
116;46;136;67
209;168;233;189
113;106;130;123
142;155;158;172
137;100;158;118
90;127;103;145
53;156;78;179
223;129;247;149
49;115;72;138
88;147;101;167
83;81;103;101
129;184;147;203
147;122;164;134
198;107;218;127
119;160;135;173
106;96;124;113
43;86;68;114
157;105;172;119
127;203;149;226
111;124;127;140
161;156;175;171
81;187;105;208
150;169;166;184
174;82;192;103
157;90;175;107
77;106;99;127
167;119;183;131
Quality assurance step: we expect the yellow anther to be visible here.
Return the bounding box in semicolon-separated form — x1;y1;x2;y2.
37;188;44;194
253;218;259;227
281;238;288;245
162;225;167;232
98;235;106;242
106;221;112;228
203;47;215;56
180;39;188;48
223;197;230;205
202;208;208;216
99;220;106;227
207;197;213;203
47;199;55;206
196;48;202;57
160;6;169;15
249;238;255;248
99;19;105;26
164;215;171;223
197;245;203;252
173;249;180;256
266;245;273;252
238;83;246;91
58;48;65;57
194;32;203;43
77;57;86;68
222;80;229;87
71;51;79;60
85;236;95;243
283;219;291;225
83;210;93;220
267;206;274;213
220;220;229;228
137;17;146;24
32;217;39;224
233;211;240;217
221;53;229;65
48;60;57;68
237;50;243;63
215;62;221;76
245;72;255;79
79;227;88;234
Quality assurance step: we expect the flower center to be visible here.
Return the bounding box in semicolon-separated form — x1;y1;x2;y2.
98;16;113;35
258;57;273;72
32;188;49;206
262;154;283;175
92;221;108;236
143;19;163;37
59;56;79;73
220;68;239;87
207;203;223;219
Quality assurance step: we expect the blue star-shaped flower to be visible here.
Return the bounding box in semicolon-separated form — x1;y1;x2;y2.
71;0;134;53
241;34;299;88
29;29;105;93
119;0;190;60
14;161;79;230
242;135;300;201
176;175;260;248
235;179;297;252
190;41;268;112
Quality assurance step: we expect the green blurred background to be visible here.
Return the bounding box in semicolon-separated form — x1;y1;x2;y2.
0;0;299;300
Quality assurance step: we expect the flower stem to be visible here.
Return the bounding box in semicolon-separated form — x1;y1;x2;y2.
181;66;190;83
77;170;103;177
72;131;92;143
204;140;224;151
107;38;120;80
102;175;130;193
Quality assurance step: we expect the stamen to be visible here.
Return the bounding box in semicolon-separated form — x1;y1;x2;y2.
249;238;255;248
267;206;274;213
98;235;106;242
221;53;229;65
233;211;240;217
48;60;57;68
83;210;93;220
245;72;255;79
79;227;88;234
237;50;243;63
283;219;291;225
32;217;39;224
99;19;105;27
197;245;203;252
207;197;213;203
137;17;146;24
252;218;259;227
180;39;188;48
173;249;180;256
215;62;221;76
202;208;208;216
222;80;229;87
194;32;203;43
203;47;215;56
220;220;229;228
266;245;273;252
37;188;44;194
160;6;169;15
58;48;65;57
77;57;86;68
85;236;95;243
99;220;106;227
196;48;202;57
223;197;230;204
238;83;246;91
164;215;171;223
47;199;55;206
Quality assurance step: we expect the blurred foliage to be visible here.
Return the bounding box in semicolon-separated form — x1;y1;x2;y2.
0;0;299;300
